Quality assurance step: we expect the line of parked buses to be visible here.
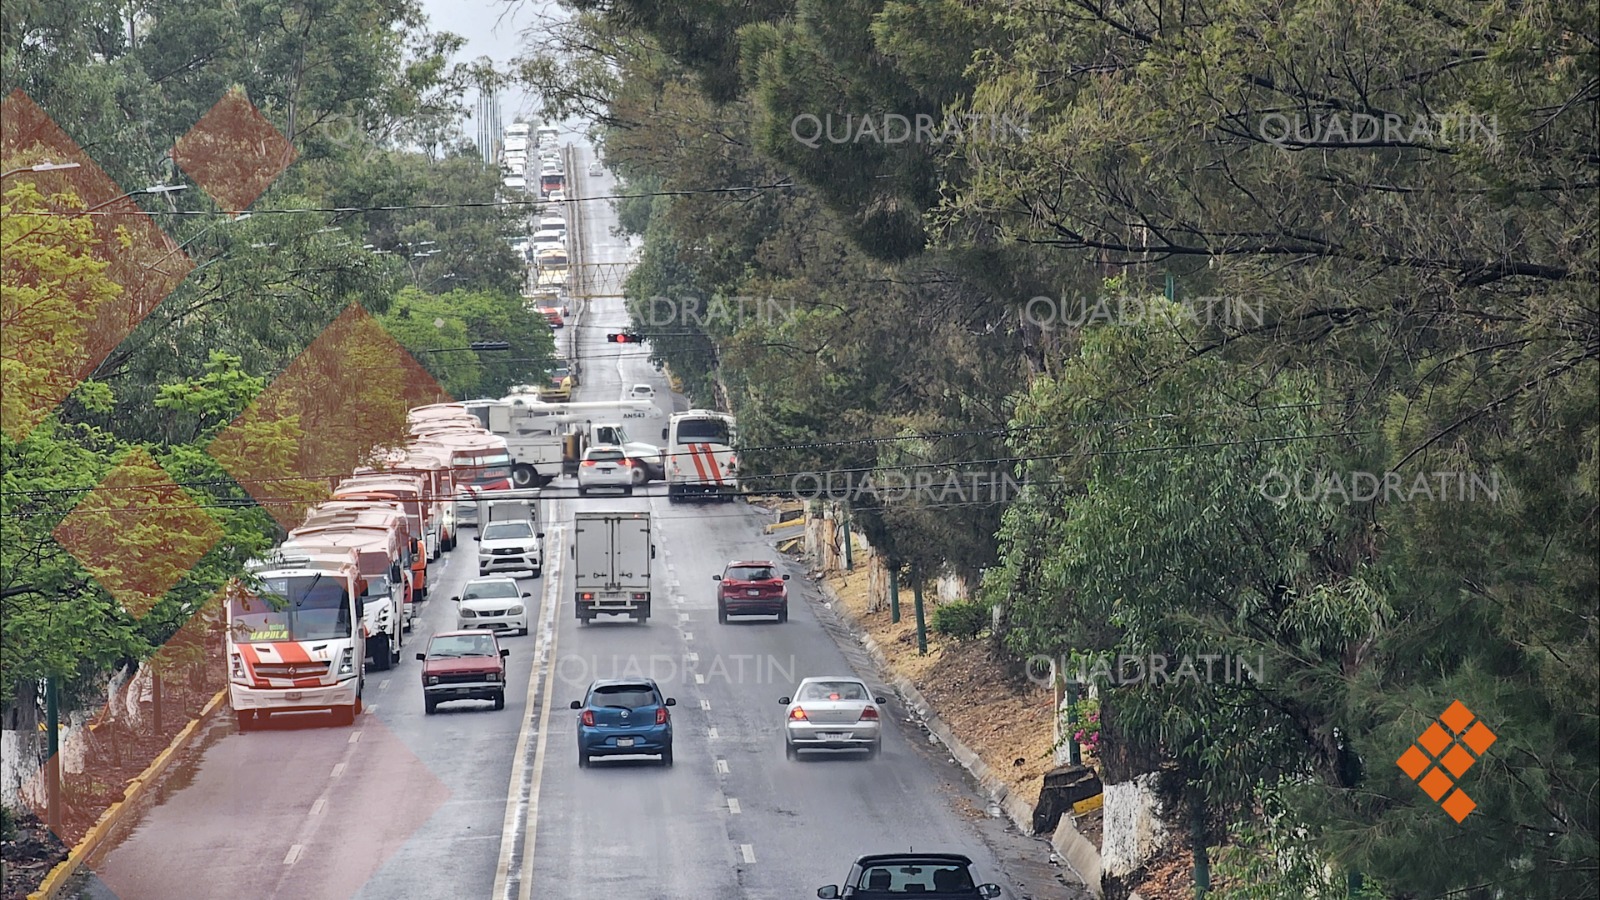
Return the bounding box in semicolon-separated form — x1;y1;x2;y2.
224;402;513;730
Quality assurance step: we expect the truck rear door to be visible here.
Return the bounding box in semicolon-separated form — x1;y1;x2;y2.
612;516;651;590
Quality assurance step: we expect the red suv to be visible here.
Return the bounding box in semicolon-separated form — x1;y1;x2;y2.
715;560;791;623
416;629;509;714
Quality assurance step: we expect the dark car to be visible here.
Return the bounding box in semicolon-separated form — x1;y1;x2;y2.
416;630;509;714
714;560;790;623
570;678;676;767
817;853;1003;899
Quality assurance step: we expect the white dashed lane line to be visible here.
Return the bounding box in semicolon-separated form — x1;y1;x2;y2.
741;844;756;864
727;798;741;814
715;759;728;775
283;844;303;865
310;798;326;816
331;763;346;778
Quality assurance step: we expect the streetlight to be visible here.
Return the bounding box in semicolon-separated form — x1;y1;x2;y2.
0;161;82;179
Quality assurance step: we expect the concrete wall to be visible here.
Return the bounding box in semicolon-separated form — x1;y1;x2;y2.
1101;772;1169;880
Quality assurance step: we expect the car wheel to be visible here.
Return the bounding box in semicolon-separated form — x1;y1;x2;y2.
479;568;489;577
624;486;634;496
662;746;673;767
717;602;727;624
373;639;392;671
494;691;506;711
578;748;589;768
236;710;254;732
777;606;788;624
631;466;647;486
785;740;797;760
531;567;542;579
578;486;588;497
865;741;880;760
425;697;437;715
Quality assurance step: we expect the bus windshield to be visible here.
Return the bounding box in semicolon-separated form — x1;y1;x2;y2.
229;575;353;642
675;418;732;445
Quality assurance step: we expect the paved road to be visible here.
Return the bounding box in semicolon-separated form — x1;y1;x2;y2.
78;144;1085;900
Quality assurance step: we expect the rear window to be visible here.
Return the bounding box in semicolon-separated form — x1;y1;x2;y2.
590;685;659;709
856;863;974;893
727;565;777;581
800;681;867;701
587;449;624;461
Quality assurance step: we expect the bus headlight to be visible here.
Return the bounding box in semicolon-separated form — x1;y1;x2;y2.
337;648;355;675
230;653;245;680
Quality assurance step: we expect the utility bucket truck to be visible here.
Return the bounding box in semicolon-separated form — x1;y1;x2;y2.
228;548;366;730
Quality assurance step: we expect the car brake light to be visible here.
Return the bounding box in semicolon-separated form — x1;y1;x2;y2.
581;460;596;467
859;706;879;721
581;592;594;600
582;710;595;726
620;458;634;467
656;707;668;725
790;707;808;721
632;592;646;600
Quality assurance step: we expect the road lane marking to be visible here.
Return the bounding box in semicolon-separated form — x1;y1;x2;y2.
741;844;756;863
310;798;326;816
716;759;728;775
687;652;699;663
700;699;711;710
683;632;693;641
348;731;362;743
492;524;565;900
364;704;376;715
678;613;689;622
330;763;345;778
728;798;741;814
380;679;390;690
709;727;718;739
695;674;705;684
283;844;303;865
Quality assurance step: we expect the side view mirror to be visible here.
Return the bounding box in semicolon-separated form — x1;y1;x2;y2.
522;591;532;598
500;648;510;658
651;545;657;559
779;697;791;705
415;652;426;661
817;887;840;899
979;885;1002;899
712;574;722;581
473;536;481;542
660;428;668;440
570;546;575;559
537;532;546;539
874;697;887;705
569;700;582;710
782;574;790;581
664;698;676;706
450;596;461;603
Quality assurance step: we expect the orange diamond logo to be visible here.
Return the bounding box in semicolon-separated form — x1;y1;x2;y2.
1398;701;1493;821
52;448;224;618
207;303;451;530
171;87;297;213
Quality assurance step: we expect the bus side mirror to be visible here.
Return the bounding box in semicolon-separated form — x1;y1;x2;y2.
661;428;668;440
651;545;657;559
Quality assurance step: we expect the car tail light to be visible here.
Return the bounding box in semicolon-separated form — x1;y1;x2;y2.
620;458;634;467
581;592;594;600
656;707;669;725
632;592;646;599
790;707;808;721
581;710;595;726
858;706;880;722
581;460;596;467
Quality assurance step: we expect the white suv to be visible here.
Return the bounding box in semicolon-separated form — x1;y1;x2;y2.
577;445;636;496
476;519;544;578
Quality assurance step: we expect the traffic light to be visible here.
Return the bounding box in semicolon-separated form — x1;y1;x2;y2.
607;332;644;343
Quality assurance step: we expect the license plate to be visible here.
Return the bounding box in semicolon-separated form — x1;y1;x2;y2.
819;732;847;741
747;589;760;596
616;737;635;747
285;692;301;701
598;467;614;474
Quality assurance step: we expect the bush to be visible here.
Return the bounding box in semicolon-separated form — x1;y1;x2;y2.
932;600;991;639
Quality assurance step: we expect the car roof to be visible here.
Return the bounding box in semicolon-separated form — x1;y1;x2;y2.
463;576;519;587
798;675;869;686
727;559;776;568
432;629;499;639
587;677;659;690
854;853;976;867
584;444;625;454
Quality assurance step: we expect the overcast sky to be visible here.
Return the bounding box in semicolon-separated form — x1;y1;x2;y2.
418;0;568;137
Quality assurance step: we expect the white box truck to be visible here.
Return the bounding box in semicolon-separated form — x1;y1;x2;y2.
571;511;654;624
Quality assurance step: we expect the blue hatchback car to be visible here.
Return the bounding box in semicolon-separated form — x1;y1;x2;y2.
571;678;676;767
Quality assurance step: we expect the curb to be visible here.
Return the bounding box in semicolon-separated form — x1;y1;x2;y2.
28;688;228;900
809;573;1101;893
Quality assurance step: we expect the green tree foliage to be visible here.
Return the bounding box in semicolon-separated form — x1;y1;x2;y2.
379;286;555;399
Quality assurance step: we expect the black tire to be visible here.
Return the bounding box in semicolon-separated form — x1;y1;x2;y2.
631;466;647;486
578;486;588;497
662;746;673;767
865;741;880;760
578;748;589;768
513;465;536;488
785;740;797;760
236;710;253;732
531;567;542;579
372;637;393;671
425;697;437;715
624;486;634;496
777;606;788;624
717;603;727;624
479;568;489;577
494;691;505;711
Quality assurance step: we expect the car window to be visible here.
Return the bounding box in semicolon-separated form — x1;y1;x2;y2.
800;681;866;701
857;864;973;893
482;522;533;539
463;581;519;600
589;685;659;709
587;449;624;461
727;565;775;581
429;634;497;657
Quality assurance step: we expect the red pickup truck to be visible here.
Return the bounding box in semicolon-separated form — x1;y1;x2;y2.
416;630;509;714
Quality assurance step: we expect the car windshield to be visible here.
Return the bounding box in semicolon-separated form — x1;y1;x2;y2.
727;565;776;581
482;522;533;539
589;685;658;709
463;581;519;600
800;681;867;701
429;634;497;658
676;418;731;444
229;575;352;641
856;863;975;894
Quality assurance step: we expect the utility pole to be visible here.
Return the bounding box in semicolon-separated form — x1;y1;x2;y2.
45;676;61;832
912;567;927;655
888;561;900;624
840;514;853;571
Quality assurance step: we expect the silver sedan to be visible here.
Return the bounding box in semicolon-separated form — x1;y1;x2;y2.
780;677;887;759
